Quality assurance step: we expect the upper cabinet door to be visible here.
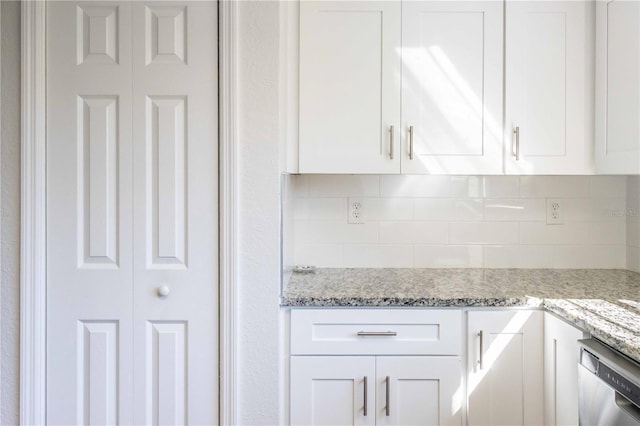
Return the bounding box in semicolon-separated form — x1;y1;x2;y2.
401;1;504;174
299;1;401;174
595;0;640;174
505;1;594;174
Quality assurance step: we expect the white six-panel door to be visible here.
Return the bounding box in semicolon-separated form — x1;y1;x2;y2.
46;2;218;424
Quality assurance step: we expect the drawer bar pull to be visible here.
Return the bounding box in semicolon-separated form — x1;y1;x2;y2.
363;376;368;416
356;331;397;337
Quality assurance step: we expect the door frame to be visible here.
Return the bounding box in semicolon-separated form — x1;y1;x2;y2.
20;1;238;424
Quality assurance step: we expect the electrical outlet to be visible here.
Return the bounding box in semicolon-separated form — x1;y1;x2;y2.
348;197;365;224
546;199;563;225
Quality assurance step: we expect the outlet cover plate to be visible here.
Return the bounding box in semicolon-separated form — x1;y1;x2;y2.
348;197;365;224
546;198;563;225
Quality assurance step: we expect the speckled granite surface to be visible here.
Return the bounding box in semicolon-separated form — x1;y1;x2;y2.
282;268;640;361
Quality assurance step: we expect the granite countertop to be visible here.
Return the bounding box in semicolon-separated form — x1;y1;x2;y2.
282;268;640;361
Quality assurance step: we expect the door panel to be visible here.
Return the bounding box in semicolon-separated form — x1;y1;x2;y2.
505;1;592;174
47;2;134;424
401;1;503;174
595;0;640;174
291;356;376;426
299;1;401;173
132;2;218;424
467;310;543;426
377;357;463;426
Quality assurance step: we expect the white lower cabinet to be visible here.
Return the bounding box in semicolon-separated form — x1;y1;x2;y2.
290;356;462;426
377;357;462;426
466;310;544;426
289;309;463;426
290;357;376;425
290;309;585;426
543;312;584;426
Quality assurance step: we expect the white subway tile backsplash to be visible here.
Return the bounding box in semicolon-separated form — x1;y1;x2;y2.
593;246;626;268
295;244;345;267
449;222;519;245
628;176;640;200
365;198;414;221
308;175;379;197
379;222;449;244
483;176;520;198
380;175;449;197
519;222;592;245
414;245;483;268
414;199;483;221
289;174;631;269
484;245;554;268
295;221;378;244
520;176;591;198
627;245;640;273
553;245;626;269
484;199;546;221
627;215;640;246
342;245;414;268
294;198;346;221
591;198;628;222
591;222;626;245
561;198;594;221
591;176;627;198
450;176;485;198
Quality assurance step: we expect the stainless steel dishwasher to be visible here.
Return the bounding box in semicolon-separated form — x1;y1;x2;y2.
579;339;640;425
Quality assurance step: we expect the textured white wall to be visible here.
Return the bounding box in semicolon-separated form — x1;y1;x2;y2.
238;1;284;424
1;2;21;424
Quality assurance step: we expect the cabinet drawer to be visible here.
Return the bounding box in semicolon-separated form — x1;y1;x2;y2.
290;309;462;355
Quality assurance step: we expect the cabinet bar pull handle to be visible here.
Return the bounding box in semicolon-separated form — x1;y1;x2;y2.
385;376;390;416
363;376;368;416
409;125;414;160
357;331;397;337
389;125;394;160
513;126;520;161
478;330;484;370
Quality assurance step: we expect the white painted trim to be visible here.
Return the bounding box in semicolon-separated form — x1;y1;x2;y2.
20;1;47;425
0;2;3;414
219;1;238;424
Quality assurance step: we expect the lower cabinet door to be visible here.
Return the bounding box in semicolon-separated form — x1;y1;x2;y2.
544;312;583;426
376;357;463;426
467;310;544;426
290;356;376;426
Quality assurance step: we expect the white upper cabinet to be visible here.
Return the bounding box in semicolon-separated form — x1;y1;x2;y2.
299;1;401;174
505;1;594;174
297;0;596;175
401;1;504;174
595;0;640;174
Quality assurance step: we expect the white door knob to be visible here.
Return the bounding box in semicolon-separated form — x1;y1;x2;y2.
157;285;171;297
